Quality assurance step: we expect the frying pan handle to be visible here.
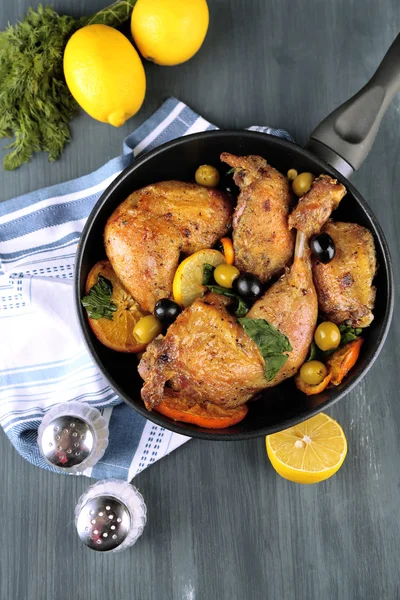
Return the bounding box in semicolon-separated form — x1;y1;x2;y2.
306;32;400;177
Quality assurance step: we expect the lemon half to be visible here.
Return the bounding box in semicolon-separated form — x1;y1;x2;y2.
266;413;347;484
173;249;225;307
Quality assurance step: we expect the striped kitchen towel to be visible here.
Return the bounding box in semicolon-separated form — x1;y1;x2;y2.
0;98;293;480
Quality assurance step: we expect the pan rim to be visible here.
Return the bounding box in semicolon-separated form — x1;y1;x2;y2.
74;129;394;440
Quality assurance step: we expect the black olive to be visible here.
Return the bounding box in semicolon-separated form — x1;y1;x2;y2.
154;299;182;325
310;233;336;264
232;273;263;300
220;170;240;197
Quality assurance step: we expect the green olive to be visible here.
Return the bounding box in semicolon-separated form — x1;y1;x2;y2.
133;315;162;344
314;321;341;351
287;168;298;181
195;165;220;188
213;264;240;288
292;172;314;197
300;361;328;385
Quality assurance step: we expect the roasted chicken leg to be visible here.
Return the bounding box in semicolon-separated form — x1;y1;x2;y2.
220;153;295;282
105;181;232;312
246;234;317;384
247;175;347;385
312;221;377;327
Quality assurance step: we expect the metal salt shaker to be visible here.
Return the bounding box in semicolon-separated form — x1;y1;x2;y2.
37;401;109;473
75;479;147;552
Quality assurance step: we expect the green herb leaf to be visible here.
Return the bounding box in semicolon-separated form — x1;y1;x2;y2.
307;341;318;361
232;296;249;318
206;284;236;296
202;263;215;285
81;275;117;320
338;324;363;346
238;318;292;381
265;354;290;382
202;264;249;317
207;285;249;317
226;167;236;175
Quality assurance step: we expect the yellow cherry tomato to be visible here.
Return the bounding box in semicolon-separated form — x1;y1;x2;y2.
314;321;341;351
287;168;298;181
300;361;328;385
213;264;240;288
195;165;220;187
292;172;314;196
133;315;162;344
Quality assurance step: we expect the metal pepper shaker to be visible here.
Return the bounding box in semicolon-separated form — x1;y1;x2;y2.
37;401;109;473
75;479;147;552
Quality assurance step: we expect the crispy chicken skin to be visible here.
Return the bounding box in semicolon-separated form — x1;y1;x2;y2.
288;175;346;237
312;221;377;327
220;153;295;282
139;293;267;410
104;181;232;312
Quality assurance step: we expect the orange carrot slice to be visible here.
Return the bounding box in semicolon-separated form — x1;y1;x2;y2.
220;237;235;265
295;371;332;395
153;390;248;429
327;338;363;386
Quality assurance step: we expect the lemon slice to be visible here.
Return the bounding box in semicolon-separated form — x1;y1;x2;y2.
266;413;347;484
172;249;226;307
85;260;147;353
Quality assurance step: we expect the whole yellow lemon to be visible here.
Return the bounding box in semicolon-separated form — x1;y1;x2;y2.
131;0;209;66
64;24;146;127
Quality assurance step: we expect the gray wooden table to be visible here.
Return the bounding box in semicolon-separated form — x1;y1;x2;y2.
1;1;399;599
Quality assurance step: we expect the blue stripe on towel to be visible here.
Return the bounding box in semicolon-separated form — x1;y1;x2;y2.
91;405;147;479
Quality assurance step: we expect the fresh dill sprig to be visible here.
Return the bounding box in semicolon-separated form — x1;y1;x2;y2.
0;1;137;170
86;0;136;26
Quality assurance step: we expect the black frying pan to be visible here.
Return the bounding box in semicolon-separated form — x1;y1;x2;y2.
74;34;398;440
